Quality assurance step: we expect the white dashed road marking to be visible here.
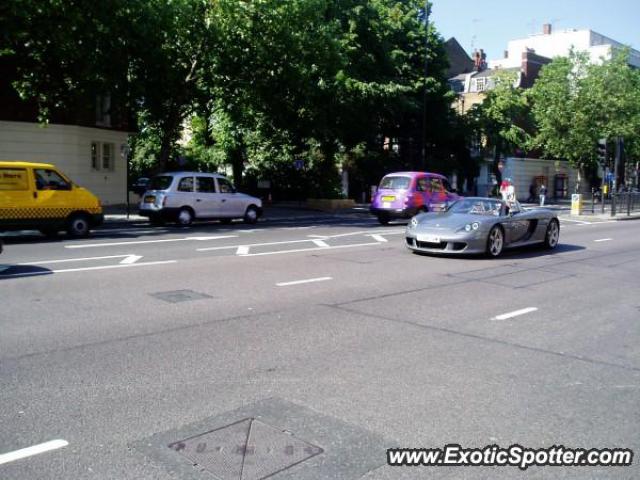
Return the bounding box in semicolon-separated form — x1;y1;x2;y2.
492;307;538;321
276;276;332;287
594;238;612;243
0;439;69;465
66;235;237;249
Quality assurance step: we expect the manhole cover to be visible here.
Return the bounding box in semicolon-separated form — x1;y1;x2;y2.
150;289;213;304
168;418;323;480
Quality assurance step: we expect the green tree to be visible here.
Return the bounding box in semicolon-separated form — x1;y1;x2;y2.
529;49;640;190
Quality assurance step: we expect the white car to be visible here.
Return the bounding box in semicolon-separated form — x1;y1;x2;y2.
139;172;263;225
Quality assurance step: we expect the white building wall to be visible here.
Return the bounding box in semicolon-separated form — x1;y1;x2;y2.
476;157;578;201
0;121;129;205
503;157;578;201
489;29;640;69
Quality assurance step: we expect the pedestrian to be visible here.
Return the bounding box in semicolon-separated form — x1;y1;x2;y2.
499;179;510;202
539;184;547;206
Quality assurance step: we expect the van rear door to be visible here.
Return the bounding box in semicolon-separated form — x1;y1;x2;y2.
0;166;34;227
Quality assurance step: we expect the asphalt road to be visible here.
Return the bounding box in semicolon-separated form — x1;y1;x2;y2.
1;212;639;479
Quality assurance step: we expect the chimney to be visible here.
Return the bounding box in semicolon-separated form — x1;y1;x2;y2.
543;23;552;35
504;50;509;59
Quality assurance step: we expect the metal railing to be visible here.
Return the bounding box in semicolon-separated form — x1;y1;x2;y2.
610;192;640;217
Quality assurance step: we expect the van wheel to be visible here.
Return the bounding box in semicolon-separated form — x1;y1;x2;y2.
67;214;91;238
244;206;259;224
176;207;194;226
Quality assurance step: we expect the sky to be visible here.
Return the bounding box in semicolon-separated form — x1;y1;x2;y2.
430;0;639;61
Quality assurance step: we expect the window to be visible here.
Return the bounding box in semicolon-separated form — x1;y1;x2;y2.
91;142;99;170
0;168;28;191
102;143;114;170
379;176;411;190
416;177;429;192
196;176;216;193
217;177;234;193
34;169;71;191
177;176;194;192
476;77;487;92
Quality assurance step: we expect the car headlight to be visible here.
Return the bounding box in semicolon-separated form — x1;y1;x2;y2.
464;222;480;232
409;217;419;228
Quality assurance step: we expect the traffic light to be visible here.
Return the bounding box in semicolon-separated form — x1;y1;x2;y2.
597;139;607;165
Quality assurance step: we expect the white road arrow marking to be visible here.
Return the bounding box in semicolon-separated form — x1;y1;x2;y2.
370;234;388;242
312;239;330;248
236;246;250;255
119;254;143;264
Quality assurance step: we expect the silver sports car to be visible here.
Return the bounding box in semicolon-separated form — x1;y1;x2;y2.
405;197;560;257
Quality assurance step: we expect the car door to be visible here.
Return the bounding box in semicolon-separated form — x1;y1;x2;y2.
32;167;76;214
172;175;196;214
504;205;530;244
195;176;222;218
427;177;447;211
216;177;244;217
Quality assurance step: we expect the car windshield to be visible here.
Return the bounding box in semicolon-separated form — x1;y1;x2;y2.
379;176;411;190
148;175;173;190
448;199;502;216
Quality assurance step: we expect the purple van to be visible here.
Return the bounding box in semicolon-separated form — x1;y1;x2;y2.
370;171;460;224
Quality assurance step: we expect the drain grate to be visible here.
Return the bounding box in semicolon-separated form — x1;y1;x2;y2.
150;289;213;304
168;418;323;480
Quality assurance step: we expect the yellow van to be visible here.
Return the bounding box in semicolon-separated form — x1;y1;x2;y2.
0;161;103;237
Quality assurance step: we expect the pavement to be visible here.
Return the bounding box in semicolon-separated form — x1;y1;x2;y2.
1;212;639;479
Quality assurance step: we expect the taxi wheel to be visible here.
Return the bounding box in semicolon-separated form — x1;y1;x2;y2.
176;207;194;226
377;214;390;225
67;214;91;238
244;206;259;224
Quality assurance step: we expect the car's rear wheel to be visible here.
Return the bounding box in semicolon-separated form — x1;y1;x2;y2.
486;225;504;258
543;219;560;249
67;213;91;238
176;207;194;226
377;213;390;225
244;206;259;224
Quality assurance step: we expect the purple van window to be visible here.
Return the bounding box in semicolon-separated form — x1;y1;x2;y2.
379;176;411;190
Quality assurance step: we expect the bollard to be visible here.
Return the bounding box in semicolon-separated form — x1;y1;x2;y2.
591;189;595;214
627;192;632;216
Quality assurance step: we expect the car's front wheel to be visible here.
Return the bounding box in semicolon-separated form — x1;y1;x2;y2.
486;225;504;258
543;219;560;249
244;206;259;224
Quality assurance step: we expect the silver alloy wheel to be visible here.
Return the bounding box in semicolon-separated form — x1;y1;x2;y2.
178;208;193;225
488;227;504;257
547;220;559;248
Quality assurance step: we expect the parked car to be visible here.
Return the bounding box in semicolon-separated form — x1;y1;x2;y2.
139;172;263;225
130;177;150;195
405;197;560;257
370;171;460;224
0;161;103;237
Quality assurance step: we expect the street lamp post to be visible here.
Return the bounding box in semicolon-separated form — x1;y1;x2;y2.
421;1;431;170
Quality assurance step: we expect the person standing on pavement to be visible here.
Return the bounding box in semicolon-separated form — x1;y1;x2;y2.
539;184;547;206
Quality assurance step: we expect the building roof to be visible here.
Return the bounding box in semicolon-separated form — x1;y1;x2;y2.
444;37;475;78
